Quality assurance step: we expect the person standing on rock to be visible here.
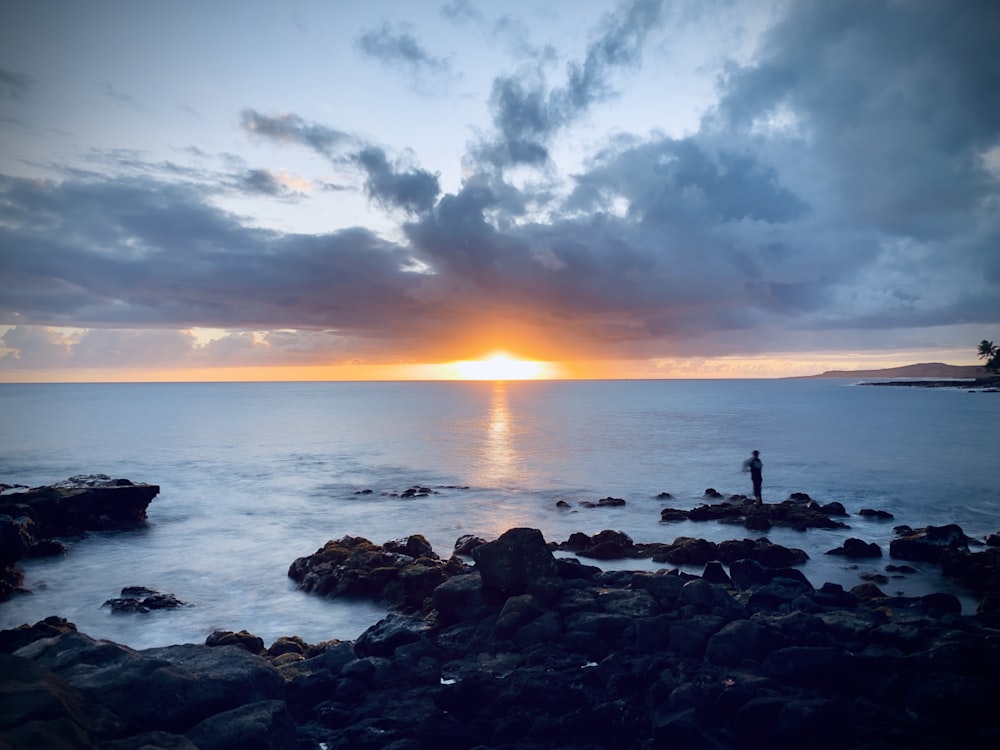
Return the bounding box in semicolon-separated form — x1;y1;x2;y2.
742;450;763;505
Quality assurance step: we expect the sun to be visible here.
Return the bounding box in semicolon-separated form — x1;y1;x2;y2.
452;354;546;380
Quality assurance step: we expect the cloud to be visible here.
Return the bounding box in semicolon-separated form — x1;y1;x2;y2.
356;147;440;214
241;109;439;214
476;0;664;170
241;109;353;157
356;22;450;78
2;0;999;373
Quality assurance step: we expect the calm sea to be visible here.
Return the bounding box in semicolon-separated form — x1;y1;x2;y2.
1;379;998;648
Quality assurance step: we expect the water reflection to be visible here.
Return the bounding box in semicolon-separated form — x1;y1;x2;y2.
477;381;519;486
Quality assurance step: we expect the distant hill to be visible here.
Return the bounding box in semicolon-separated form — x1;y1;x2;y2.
803;362;985;379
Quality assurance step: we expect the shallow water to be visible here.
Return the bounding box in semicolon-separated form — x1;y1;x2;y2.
1;379;997;647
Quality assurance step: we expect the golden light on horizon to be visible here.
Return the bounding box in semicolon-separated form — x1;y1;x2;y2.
452;354;548;381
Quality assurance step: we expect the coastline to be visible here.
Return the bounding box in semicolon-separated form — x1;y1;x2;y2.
4;479;1000;748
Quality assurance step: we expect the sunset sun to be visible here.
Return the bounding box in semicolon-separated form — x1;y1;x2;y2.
452;354;546;380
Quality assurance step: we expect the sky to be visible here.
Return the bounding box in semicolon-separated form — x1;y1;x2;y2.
1;0;999;381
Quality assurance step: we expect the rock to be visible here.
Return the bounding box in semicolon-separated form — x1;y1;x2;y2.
8;524;1000;749
567;529;635;560
825;538;882;558
8;630;285;739
103;587;187;613
705;620;775;666
471;527;559;595
430;572;484;623
858;508;895;520
287;534;461;613
206;630;265;654
701;561;733;587
850;582;888;601
812;583;858;609
717;538;809;567
890;524;971;563
704;488;723;498
0;515;34;567
659;507;689;522
384;535;438;560
0;476;159;538
453;534;487;556
184;699;297;750
354;613;430;657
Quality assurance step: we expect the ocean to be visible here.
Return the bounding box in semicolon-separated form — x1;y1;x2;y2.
1;379;998;649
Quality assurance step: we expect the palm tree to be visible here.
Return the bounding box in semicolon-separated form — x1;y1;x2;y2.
978;340;999;374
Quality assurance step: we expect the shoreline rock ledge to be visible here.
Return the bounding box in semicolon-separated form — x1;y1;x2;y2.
5;526;1000;750
0;475;159;601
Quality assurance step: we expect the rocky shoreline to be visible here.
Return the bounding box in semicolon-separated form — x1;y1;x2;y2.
3;479;1000;749
858;375;1000;391
0;475;160;602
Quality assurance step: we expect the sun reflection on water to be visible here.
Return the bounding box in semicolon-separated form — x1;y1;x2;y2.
477;380;519;487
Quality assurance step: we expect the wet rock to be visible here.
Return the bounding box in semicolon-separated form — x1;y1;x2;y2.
453;534;487;556
185;699;297;750
354;613;430;657
288;534;464;613
564;529;635;559
659;507;689;522
0;475;159;538
858;508;895;520
103;587;187;613
890;524;971;563
472;527;560;596
5;629;286;740
9;525;1000;749
206;629;265;654
825;537;882;558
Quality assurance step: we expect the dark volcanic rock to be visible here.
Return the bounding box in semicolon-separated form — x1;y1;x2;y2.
0;475;160;538
287;534;465;613
825;537;883;558
7;524;1000;749
1;628;286;746
103;587;187;613
858;508;895;520
472;527;559;595
890;523;971;563
0;476;159;602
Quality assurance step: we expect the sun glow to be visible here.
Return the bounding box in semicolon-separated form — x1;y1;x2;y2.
452;354;547;380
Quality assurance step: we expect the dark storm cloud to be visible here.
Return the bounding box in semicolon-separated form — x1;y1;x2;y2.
356;22;450;76
567;137;808;225
712;0;1000;240
478;0;663;169
0;68;33;100
0;174;427;335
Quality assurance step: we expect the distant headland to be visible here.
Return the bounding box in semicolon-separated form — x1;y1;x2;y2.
799;362;986;379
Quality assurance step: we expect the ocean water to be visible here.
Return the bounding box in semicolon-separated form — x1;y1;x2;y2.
1;379;998;649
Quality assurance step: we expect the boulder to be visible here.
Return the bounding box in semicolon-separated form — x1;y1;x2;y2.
858;508;894;520
205;630;265;655
471;528;559;595
566;529;635;559
287;534;462;613
10;631;285;738
890;524;971;563
0;475;159;538
184;699;297;750
825;538;882;558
